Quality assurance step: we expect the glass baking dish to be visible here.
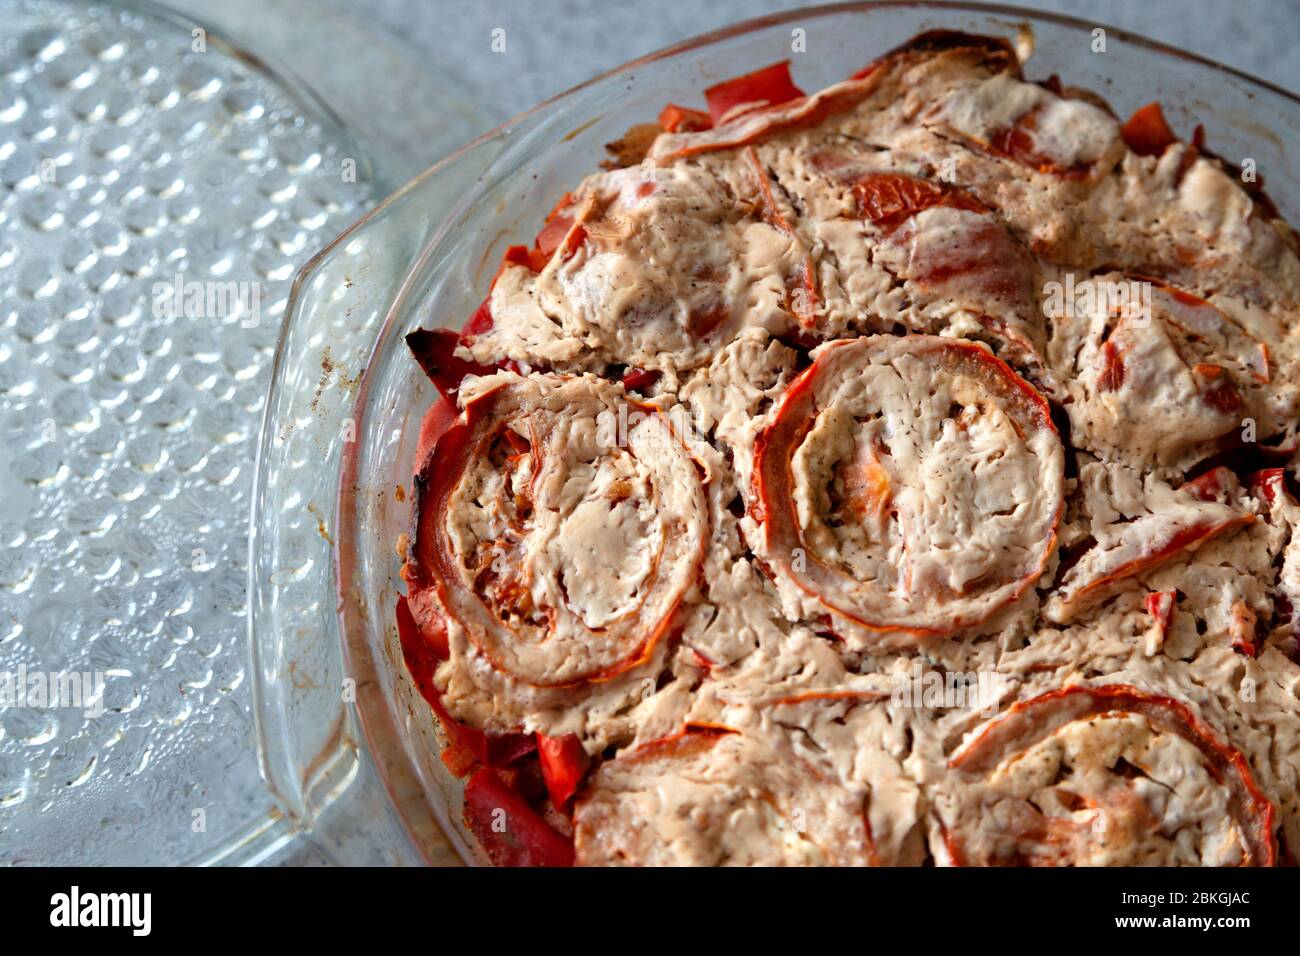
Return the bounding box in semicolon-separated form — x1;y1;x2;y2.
250;1;1300;865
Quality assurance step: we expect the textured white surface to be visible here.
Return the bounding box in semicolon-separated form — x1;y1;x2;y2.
0;0;373;865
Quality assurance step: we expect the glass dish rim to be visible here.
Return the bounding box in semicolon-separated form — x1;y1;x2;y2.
300;0;1300;864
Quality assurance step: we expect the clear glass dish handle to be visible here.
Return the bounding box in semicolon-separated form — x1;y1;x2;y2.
248;138;506;864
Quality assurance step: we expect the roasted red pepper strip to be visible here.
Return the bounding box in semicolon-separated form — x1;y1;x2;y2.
468;243;540;336
537;732;591;810
463;767;575;867
1145;589;1176;637
413;393;460;474
501;242;546;277
1056;513;1255;617
704;60;804;125
407;234;536;399
405;328;500;398
396;593;445;698
1121;101;1179;157
534;213;575;259
620;367;661;393
395;594;536;777
518;192;585;272
396;591;480;776
658;103;711;133
1229;601;1260;658
407;395;460;661
534;215;585;266
1182;465;1238;503
1248;467;1287;506
440;705;535;777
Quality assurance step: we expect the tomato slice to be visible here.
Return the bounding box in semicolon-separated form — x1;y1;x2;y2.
704;61;804;125
808;162;1038;358
652;33;1017;164
536;732;590;810
750;335;1061;639
407;375;707;687
463;767;575;867
983;105;1093;179
846;170;985;234
652;82;874;162
944;685;1277;867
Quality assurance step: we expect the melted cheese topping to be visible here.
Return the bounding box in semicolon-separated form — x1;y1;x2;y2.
933;72;1121;170
574;729;860;866
574;694;921;865
942;706;1262;866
